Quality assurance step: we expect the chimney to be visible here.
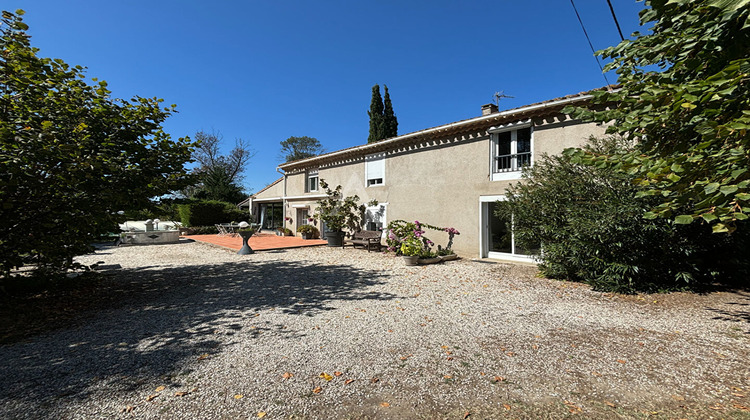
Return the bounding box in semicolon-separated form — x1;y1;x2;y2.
481;103;498;116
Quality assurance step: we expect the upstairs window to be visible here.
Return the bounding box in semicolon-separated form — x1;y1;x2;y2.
306;169;319;192
365;153;385;187
490;122;532;181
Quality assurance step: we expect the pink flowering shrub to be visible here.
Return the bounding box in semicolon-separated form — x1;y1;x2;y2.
385;220;460;257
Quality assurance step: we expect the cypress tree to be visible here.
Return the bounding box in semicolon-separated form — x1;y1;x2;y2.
367;84;384;143
382;85;398;139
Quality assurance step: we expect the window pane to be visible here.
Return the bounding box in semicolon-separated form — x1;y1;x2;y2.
488;202;512;253
497;132;511;155
517;127;531;153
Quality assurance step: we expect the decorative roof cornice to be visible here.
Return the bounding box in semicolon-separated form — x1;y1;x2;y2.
278;90;599;173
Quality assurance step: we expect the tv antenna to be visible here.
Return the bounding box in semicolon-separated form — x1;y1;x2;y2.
493;91;514;106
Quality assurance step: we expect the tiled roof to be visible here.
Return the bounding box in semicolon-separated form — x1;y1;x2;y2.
278;87;609;172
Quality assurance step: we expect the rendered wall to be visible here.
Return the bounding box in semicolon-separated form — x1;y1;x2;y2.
281;118;606;257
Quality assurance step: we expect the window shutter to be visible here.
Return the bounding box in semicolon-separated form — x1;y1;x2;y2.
366;153;384;180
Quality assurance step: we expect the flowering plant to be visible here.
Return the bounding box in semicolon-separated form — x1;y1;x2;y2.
399;237;423;256
285;217;293;224
386;220;460;257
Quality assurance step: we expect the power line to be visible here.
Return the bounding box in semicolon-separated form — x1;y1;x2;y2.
607;0;625;41
569;0;612;88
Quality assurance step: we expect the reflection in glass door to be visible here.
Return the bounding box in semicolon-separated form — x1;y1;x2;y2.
482;199;540;260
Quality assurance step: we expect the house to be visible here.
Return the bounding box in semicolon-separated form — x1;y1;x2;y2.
251;90;607;261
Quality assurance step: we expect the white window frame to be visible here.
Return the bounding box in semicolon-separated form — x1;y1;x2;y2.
306;169;319;192
478;195;538;262
365;153;385;187
488;120;533;181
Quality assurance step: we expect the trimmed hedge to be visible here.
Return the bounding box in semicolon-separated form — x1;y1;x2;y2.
177;200;248;227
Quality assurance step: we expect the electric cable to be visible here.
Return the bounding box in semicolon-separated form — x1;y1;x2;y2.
607;0;626;41
569;0;612;88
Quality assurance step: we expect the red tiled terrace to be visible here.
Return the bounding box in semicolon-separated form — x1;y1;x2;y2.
186;232;327;251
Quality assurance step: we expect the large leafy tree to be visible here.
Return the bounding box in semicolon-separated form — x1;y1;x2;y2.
186;131;253;203
569;0;750;233
279;135;324;162
0;10;194;275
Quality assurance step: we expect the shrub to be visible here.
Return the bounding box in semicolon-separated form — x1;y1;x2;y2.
385;220;460;257
177;200;247;227
499;137;748;293
297;225;319;237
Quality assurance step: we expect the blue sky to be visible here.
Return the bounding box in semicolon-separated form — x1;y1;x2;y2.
8;1;647;193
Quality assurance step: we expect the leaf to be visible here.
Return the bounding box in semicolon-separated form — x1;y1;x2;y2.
146;394;158;402
604;400;616;408
257;412;267;418
282;372;293;380
370;377;379;383
312;386;322;394
334;371;343;377
503;404;511;410
493;376;505;382
616;359;627;364
155;386;166;392
380;402;390;407
319;372;333;381
720;185;738;195
234;394;243;399
175;391;189;397
197;354;208;360
345;379;354;385
674;215;693;224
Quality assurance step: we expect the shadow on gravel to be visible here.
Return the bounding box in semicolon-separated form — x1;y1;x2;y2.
706;290;750;330
0;258;395;417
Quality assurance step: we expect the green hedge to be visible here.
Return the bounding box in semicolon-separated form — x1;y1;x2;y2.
177;200;248;227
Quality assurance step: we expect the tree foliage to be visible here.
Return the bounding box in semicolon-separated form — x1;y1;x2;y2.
367;84;384;143
186;131;253;203
567;0;750;233
279;135;324;162
382;85;398;138
498;137;747;293
0;10;194;276
367;84;399;143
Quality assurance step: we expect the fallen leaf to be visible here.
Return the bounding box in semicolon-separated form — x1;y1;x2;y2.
506;352;515;357
122;405;134;413
463;411;471;419
532;344;539;350
380;402;390;407
197;354;208;360
319;372;333;381
732;402;750;411
146;394;158;402
709;404;725;410
732;392;746;397
345;379;354;385
503;404;511;410
591;371;602;377
604;400;616;408
616;359;627;364
334;371;343;377
564;401;582;413
479;372;486;376
446;357;454;361
233;394;243;399
400;356;408;361
175;391;189;397
671;395;685;401
370;377;379;383
282;372;293;380
493;376;505;382
444;374;452;379
312;386;322;394
155;386;166;392
257;412;267;418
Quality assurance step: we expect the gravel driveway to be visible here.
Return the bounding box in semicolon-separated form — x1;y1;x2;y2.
1;240;749;419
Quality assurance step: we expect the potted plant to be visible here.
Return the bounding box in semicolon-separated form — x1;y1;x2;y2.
314;180;375;247
400;237;422;266
297;224;319;240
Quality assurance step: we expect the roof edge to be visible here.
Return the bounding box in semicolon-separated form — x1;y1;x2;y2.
278;92;594;171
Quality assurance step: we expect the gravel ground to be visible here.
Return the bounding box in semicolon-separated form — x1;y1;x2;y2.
1;240;749;419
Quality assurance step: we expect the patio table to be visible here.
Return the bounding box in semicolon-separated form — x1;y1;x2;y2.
216;223;241;237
